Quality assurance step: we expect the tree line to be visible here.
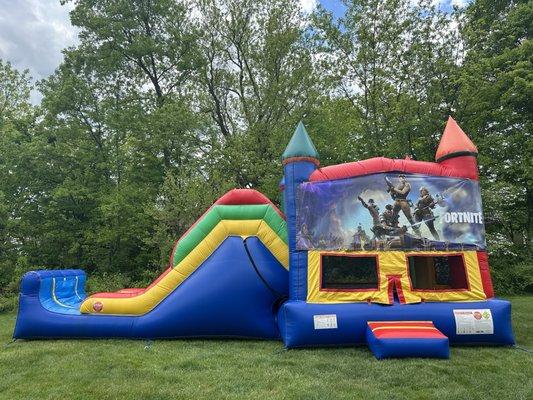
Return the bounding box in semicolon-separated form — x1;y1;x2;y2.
0;0;531;301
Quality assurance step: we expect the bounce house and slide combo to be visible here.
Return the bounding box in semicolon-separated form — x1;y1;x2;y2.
14;117;515;359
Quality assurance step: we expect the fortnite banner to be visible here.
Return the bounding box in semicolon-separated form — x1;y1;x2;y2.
296;173;486;251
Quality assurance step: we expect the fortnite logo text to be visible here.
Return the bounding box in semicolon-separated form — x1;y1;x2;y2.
443;212;483;224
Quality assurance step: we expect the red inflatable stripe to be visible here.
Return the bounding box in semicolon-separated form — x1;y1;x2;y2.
214;188;285;217
477;251;494;298
214;188;272;205
372;329;446;339
89;291;140;299
309;156;478;181
117;288;144;294
368;321;447;339
368;321;435;329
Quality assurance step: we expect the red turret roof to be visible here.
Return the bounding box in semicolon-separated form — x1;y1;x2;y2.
436;117;478;162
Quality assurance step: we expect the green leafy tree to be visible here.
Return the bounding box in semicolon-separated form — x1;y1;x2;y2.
0;0;530;298
457;0;532;292
311;0;463;161
196;0;320;198
0;60;36;292
20;0;210;278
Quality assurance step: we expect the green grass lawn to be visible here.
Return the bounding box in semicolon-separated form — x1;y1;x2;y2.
0;297;531;400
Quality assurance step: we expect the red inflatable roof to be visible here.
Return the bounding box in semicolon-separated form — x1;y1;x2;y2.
310;156;478;181
309;118;479;182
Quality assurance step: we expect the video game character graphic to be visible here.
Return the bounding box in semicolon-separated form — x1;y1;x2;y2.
326;203;346;248
381;204;399;228
358;197;380;226
414;186;441;240
352;224;369;250
379;204;407;237
385;174;421;236
358;196;383;239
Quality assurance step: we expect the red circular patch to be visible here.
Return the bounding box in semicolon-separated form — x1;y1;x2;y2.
93;302;103;312
473;311;482;320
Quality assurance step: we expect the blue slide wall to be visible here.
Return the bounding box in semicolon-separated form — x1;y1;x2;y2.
14;237;288;339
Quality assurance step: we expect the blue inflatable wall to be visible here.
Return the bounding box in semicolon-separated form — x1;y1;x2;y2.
277;299;514;348
14;237;288;339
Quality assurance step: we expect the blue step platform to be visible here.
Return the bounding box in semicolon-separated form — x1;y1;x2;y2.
366;321;450;359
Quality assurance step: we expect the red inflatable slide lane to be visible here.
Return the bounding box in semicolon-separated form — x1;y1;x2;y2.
89;267;173;299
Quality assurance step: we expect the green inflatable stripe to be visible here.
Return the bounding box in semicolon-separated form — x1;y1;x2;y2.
172;204;287;267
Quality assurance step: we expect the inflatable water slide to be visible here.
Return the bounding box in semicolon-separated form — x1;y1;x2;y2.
14;117;515;359
14;190;289;339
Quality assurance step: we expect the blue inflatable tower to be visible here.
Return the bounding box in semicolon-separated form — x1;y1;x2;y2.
281;122;319;301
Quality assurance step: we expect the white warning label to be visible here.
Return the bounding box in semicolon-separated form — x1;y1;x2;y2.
453;309;494;335
313;314;338;330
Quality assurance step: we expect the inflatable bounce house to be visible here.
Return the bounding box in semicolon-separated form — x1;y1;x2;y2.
14;117;515;359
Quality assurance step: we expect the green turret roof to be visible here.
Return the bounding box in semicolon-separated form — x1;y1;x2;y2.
282;121;319;160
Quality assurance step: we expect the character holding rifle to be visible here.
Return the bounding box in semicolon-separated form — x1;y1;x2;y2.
385;174;421;236
414;186;440;240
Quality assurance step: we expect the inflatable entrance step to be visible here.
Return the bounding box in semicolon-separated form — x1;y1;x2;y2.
366;321;449;360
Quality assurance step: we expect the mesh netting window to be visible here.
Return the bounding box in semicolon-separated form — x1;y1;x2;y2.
408;255;468;290
321;255;379;290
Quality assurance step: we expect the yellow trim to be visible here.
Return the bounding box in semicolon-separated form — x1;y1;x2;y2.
80;219;288;315
307;251;387;304
307;250;486;304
